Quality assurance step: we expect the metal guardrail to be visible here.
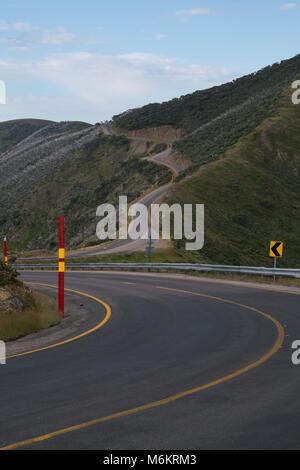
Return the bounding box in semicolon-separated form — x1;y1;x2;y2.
14;263;300;279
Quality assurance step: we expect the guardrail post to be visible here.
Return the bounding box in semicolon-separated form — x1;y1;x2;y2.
273;257;277;282
58;216;65;316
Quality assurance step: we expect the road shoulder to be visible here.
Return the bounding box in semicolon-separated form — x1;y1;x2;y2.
6;286;91;356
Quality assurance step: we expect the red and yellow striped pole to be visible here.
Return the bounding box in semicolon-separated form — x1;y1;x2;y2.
3;236;8;266
58;216;65;316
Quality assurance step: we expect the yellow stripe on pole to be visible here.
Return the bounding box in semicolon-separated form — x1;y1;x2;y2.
58;248;65;259
4;257;8;264
58;262;65;273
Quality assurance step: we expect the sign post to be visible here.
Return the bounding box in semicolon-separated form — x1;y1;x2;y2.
58;216;65;316
269;241;284;281
3;237;8;265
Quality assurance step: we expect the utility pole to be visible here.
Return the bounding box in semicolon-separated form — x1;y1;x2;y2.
273;256;277;283
148;229;153;261
146;216;154;261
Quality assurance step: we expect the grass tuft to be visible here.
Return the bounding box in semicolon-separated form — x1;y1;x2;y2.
0;291;61;342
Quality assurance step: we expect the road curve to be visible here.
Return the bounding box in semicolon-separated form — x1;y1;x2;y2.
0;271;299;450
19;147;175;261
19;183;172;261
68;182;172;257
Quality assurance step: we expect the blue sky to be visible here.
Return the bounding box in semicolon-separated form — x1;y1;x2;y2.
0;0;299;123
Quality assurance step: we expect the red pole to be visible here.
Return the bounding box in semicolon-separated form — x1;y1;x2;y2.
58;216;65;316
3;237;8;265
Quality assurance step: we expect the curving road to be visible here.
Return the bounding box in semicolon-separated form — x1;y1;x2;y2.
19;145;176;261
19;182;172;261
68;181;173;257
0;271;299;450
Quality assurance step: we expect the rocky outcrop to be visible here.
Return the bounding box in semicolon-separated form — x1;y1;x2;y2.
127;126;185;143
0;287;24;315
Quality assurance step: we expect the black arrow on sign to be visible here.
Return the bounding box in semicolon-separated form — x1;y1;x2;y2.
271;242;282;257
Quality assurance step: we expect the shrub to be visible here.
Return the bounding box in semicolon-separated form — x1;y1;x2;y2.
0;262;19;287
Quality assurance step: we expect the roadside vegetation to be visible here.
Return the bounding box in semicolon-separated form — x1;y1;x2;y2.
67;248;192;264
1;130;172;251
2;54;300;268
0;262;60;342
168;92;300;267
150;143;168;154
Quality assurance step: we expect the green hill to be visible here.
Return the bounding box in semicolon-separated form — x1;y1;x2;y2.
1;54;300;267
0;121;170;250
0;119;53;154
114;54;300;174
113;55;300;133
18;134;170;250
168;91;300;267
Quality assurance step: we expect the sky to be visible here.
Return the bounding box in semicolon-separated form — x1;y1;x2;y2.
0;0;299;123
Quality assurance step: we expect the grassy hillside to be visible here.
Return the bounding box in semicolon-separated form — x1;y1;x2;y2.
1;54;300;266
0;117;171;251
114;55;300;176
0;119;53;154
174;90;279;171
113;54;300;133
6;133;171;249
167;92;300;267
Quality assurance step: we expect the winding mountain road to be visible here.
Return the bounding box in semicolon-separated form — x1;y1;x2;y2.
20;145;177;261
68;179;173;257
0;271;299;450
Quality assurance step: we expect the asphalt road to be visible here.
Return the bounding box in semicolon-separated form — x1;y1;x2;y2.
73;182;172;256
19;182;172;261
19;140;175;261
0;271;299;450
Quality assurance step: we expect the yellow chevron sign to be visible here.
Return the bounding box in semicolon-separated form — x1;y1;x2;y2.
270;241;284;258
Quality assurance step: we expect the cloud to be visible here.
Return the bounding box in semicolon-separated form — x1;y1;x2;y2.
40;28;75;45
154;33;167;41
176;7;214;17
0;21;36;32
0;52;237;122
280;3;298;10
0;20;75;49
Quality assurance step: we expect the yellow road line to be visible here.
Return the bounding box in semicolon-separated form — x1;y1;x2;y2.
1;287;285;450
8;283;112;360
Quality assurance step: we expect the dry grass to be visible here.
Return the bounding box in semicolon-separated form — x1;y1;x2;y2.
0;291;61;342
